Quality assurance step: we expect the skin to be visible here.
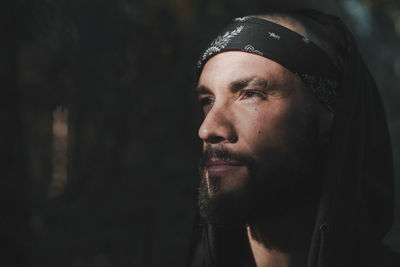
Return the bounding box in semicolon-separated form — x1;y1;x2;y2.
247;226;291;267
197;51;329;266
198;51;314;194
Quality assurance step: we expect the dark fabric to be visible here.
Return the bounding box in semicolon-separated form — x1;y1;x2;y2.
188;8;399;267
196;17;340;112
196;17;341;80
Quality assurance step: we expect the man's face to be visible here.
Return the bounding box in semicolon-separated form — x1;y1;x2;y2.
196;51;321;225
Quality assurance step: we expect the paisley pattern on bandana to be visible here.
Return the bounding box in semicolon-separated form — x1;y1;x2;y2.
297;73;338;112
234;16;251;22
302;37;310;43
197;25;244;68
244;44;263;56
267;32;281;40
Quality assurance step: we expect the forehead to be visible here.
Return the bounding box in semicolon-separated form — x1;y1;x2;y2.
198;51;294;89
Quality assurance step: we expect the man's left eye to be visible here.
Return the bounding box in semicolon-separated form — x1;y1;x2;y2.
240;90;266;100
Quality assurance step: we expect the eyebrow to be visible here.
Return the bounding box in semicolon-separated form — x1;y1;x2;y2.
195;85;211;95
196;76;271;95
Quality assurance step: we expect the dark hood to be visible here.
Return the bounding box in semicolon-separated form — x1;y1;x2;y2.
187;8;399;267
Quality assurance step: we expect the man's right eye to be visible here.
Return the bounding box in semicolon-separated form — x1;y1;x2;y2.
199;97;214;107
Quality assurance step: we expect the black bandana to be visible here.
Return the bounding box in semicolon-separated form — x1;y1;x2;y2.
196;16;342;112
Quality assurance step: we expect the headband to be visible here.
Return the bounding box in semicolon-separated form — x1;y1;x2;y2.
196;16;342;112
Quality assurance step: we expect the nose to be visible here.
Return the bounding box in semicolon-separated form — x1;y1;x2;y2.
198;104;238;144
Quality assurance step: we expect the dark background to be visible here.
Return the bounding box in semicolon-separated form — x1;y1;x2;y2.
1;0;399;266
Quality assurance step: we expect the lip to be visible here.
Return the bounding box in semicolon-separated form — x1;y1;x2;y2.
205;158;244;173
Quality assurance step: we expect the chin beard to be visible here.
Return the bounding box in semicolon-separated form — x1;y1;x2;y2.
198;171;254;226
197;109;321;229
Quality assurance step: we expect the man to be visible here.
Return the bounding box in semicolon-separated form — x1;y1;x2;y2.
187;9;399;267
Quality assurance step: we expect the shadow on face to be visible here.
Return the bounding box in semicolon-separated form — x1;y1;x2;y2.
196;51;325;225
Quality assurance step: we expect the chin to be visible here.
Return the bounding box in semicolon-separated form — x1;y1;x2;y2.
198;172;255;226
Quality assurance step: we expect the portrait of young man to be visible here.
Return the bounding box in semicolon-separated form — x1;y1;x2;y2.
188;8;400;267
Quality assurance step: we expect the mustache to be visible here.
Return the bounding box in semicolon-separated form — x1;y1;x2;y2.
198;145;256;171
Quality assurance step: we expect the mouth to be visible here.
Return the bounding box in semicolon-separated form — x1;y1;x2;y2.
205;158;245;174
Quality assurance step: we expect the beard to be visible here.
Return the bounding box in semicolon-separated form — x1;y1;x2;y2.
197;107;321;228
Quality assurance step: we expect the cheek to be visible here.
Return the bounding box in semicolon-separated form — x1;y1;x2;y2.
237;104;292;154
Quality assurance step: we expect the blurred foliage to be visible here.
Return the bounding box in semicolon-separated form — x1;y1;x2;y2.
1;0;399;266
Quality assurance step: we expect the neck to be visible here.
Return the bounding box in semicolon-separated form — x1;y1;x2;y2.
246;193;319;267
247;226;291;267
